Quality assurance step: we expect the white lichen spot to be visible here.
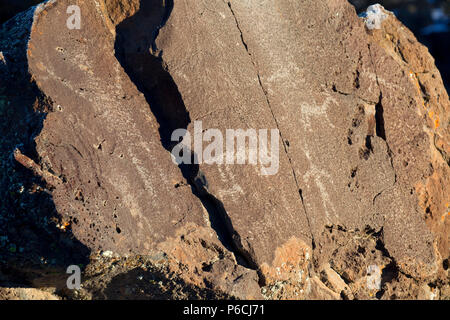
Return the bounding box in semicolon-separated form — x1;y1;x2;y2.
101;250;114;258
359;4;388;30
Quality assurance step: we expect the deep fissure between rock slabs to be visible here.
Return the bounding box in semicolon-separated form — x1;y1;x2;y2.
114;0;259;273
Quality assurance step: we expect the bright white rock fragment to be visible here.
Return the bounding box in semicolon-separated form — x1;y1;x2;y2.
101;250;114;258
359;4;389;30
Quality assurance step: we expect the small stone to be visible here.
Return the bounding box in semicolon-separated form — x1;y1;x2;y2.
101;250;114;258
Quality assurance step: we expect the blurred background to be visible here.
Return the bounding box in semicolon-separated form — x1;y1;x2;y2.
350;0;450;90
0;1;42;24
0;0;449;90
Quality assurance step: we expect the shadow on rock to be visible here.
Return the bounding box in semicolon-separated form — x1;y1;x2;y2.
92;266;231;300
114;0;258;271
0;7;90;290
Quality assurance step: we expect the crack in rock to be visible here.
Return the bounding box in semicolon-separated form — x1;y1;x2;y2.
114;0;258;273
226;0;316;252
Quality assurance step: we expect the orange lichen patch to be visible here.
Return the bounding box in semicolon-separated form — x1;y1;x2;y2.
426;111;440;129
434;117;440;129
260;237;311;299
443;204;450;222
415;166;450;260
27;43;35;58
442;213;449;222
411;73;421;94
56;221;71;231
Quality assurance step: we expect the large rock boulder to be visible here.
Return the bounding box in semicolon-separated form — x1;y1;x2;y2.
0;0;448;299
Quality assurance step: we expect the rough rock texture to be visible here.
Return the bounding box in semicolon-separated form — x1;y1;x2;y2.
0;1;448;299
0;287;59;300
350;0;450;91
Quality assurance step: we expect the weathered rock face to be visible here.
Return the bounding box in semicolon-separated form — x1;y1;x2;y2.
349;0;450;92
0;1;448;299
